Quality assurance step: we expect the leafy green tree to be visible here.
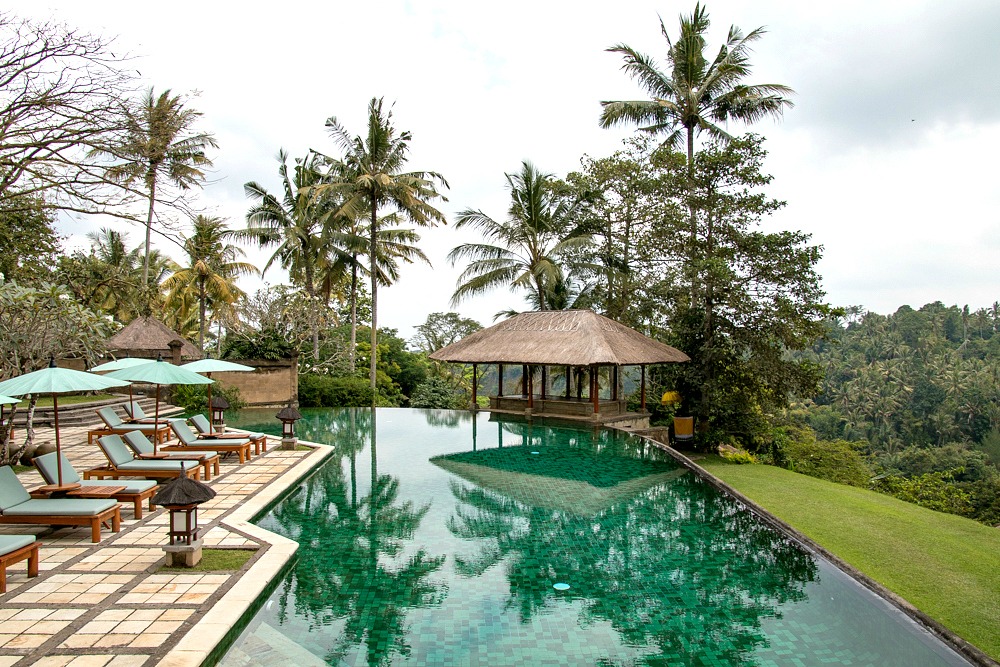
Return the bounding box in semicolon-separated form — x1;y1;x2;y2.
104;87;217;289
58;227;175;322
319;98;448;398
653;136;826;442
0;194;60;282
449;160;594;311
410;312;482;353
163;215;258;350
0;282;109;462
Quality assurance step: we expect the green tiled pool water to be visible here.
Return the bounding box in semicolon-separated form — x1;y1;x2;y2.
221;408;969;666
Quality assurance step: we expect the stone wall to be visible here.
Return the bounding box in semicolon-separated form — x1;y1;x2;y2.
210;357;298;408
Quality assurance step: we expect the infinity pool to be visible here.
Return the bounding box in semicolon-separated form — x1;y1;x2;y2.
220;408;967;666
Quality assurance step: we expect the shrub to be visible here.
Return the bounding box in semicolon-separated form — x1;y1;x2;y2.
720;448;757;464
171;383;244;414
299;374;373;408
222;328;295;361
885;444;994;483
410;377;465;409
872;471;975;517
768;425;872;487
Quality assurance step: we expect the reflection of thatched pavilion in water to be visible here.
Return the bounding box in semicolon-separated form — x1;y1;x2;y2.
429;310;688;428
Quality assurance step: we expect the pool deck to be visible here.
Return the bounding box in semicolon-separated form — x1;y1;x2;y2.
0;421;331;667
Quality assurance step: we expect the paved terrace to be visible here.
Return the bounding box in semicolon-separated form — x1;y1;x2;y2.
0;421;331;667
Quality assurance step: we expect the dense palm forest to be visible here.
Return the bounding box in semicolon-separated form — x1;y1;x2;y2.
781;302;1000;525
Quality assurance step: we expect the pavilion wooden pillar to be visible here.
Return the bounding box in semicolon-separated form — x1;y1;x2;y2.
497;364;504;397
471;364;478;411
527;366;534;410
612;366;619;400
640;364;647;411
590;364;599;415
540;366;547;400
565;366;571;399
521;365;528;397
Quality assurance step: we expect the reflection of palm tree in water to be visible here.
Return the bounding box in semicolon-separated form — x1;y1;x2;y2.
266;409;446;666
447;464;816;664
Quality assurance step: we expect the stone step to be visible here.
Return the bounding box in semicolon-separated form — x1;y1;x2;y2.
8;395;185;427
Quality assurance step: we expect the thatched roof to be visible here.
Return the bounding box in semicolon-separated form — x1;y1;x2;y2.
107;317;202;360
428;310;689;366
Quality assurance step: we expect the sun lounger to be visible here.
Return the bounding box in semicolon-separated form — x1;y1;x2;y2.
190;414;268;454
168;419;252;464
89;435;201;482
122;400;170;426
122;431;220;480
33;452;158;519
0;466;120;543
0;534;39;593
92;406;171;444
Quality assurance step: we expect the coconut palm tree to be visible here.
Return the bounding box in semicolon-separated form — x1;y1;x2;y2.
105;87;218;288
600;4;793;167
65;227;174;322
319;98;448;398
448;160;594;311
163;215;258;350
238;150;359;362
600;4;793;245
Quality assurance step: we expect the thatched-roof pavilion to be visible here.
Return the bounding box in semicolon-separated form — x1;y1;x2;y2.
106;317;202;364
429;310;688;426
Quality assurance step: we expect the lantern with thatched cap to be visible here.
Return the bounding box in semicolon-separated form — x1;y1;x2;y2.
210;395;230;432
152;476;216;566
276;405;302;450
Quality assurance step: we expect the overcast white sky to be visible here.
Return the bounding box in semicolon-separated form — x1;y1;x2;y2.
13;0;1000;337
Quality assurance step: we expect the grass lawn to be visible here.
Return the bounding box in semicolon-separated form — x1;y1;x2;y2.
160;548;255;573
700;456;1000;661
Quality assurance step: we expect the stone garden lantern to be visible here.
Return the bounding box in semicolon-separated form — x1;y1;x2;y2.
152;476;217;567
210;395;230;432
276;405;302;450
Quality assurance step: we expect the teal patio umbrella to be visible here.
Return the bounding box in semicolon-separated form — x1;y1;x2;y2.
0;360;130;488
105;357;212;454
0;394;20;439
90;357;155;372
91;357;155;407
180;358;255;422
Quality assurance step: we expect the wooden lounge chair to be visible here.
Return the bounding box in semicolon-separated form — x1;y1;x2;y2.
33;452;158;519
88;435;201;482
168;419;252;464
190;414;268;455
121;400;170;426
122;431;220;480
0;534;39;593
0;466;120;543
90;407;171;445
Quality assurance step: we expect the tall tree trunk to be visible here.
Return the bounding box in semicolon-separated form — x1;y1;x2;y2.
142;177;157;288
198;277;207;351
369;200;378;405
686;125;698;301
349;257;358;374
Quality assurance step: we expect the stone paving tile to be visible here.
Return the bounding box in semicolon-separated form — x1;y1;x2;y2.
0;420;316;667
68;547;165;572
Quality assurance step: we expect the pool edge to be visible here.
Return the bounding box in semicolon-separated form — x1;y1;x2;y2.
637;435;999;667
155;441;335;667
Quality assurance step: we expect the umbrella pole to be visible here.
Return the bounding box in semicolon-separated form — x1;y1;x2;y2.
53;393;62;487
154;385;161;455
206;374;213;429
